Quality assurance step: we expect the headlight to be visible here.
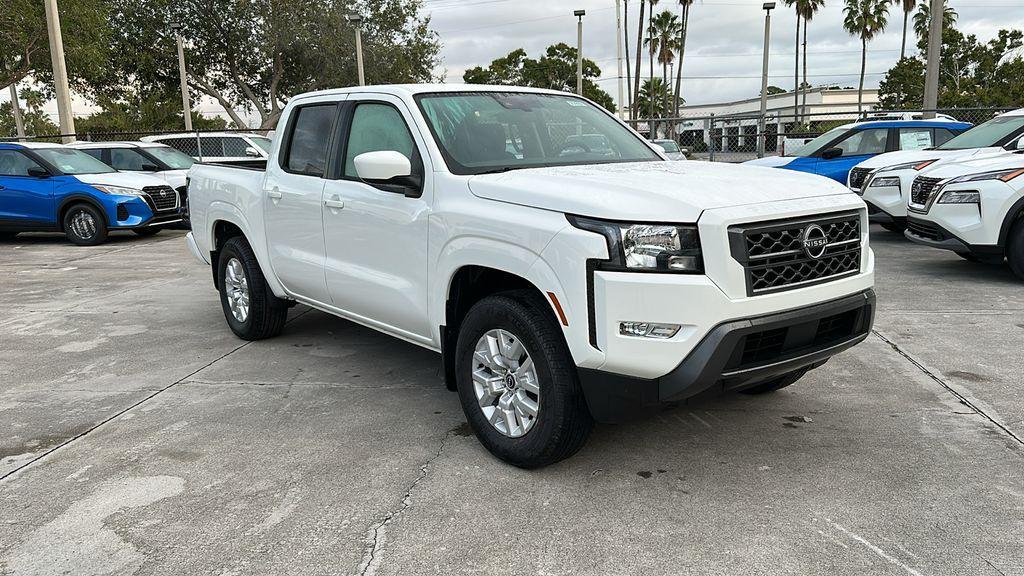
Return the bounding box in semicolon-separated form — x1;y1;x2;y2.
568;216;703;273
937;189;980;204
946;168;1024;184
92;184;144;196
868;176;901;188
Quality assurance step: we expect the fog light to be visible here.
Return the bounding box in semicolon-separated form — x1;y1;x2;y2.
619;322;681;339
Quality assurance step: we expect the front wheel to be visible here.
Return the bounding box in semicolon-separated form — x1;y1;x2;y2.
1007;219;1024;280
455;291;593;469
63;203;108;246
217;236;288;340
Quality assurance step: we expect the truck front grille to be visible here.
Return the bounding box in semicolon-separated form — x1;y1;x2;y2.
143;186;179;212
729;212;862;296
848;167;872;192
910;176;943;207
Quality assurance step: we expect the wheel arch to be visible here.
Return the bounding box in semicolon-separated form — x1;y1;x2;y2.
57;195;108;226
997;194;1024;248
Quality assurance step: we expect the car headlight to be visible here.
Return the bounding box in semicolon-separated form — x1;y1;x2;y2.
868;176;901;188
937;189;980;204
92;184;145;196
946;168;1024;184
568;216;703;273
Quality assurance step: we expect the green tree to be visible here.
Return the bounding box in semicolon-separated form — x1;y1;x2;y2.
894;0;917;59
913;1;957;41
462;44;616;112
843;0;889;112
634;77;670;119
672;0;694;116
644;10;682;116
797;0;826;121
0;87;57;137
74;94;227;136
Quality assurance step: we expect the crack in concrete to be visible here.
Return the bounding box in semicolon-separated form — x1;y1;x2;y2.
872;329;1024;448
354;428;456;576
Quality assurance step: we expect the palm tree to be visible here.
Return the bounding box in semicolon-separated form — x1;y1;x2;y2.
672;0;694;116
843;0;889;112
895;0;917;59
632;0;646;118
625;0;632;118
797;0;826;123
913;1;957;41
636;77;670;128
783;0;801;125
646;0;660;121
645;10;682;117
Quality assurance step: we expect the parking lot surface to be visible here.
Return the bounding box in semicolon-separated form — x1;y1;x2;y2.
1;228;1022;576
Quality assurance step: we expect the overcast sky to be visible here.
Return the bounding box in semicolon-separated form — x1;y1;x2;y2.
426;0;1024;107
4;0;1023;125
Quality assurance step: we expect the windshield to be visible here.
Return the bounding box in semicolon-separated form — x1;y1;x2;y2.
145;146;195;170
937;116;1024;150
655;140;680;153
415;92;661;175
249;136;272;152
34;148;113;175
788;127;849;157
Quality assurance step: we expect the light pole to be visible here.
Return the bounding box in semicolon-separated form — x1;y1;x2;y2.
922;0;943;118
574;10;586;96
43;0;75;143
615;1;625;118
346;14;365;86
170;22;193;131
757;2;776;158
9;84;26;140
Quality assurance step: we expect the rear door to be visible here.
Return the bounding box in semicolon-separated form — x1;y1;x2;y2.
0;149;55;227
897;127;935;151
263;96;345;304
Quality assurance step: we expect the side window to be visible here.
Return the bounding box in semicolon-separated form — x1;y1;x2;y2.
81;149;104;162
833;128;889;156
898;128;934;150
109;148;149;171
343;103;417;178
222;137;249;157
283;104;337;176
162;138;199;157
934;128;956;146
0;150;43;176
199;137;225;157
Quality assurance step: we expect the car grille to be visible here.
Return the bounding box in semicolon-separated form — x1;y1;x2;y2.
848;167;872;191
910;176;943;207
143;186;179;212
906;218;943;241
729;212;862;296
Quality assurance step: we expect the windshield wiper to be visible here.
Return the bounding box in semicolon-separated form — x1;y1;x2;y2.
474;166;523;175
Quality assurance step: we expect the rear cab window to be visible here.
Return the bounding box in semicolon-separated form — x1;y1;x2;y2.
281;104;338;177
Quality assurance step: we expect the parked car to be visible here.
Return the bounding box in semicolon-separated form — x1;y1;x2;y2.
847;109;1024;232
905;154;1024;278
857;111;961;123
651;139;687;161
186;84;876;468
744;120;971;184
141;132;272;164
0;142;185;245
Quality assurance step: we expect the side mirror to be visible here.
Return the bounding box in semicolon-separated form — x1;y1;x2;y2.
244;146;261;158
354;151;412;182
821;147;843;160
1015;137;1024;151
26;167;49;178
141;163;160;172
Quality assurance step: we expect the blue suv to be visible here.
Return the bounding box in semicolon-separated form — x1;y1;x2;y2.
0;142;185;245
744;120;972;183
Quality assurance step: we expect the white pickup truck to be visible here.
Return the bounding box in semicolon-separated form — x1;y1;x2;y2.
185;85;876;467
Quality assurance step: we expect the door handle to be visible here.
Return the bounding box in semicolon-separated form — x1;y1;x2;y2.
267;188;283;200
324;196;345;210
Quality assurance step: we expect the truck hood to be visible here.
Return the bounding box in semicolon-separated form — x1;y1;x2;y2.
467;161;853;222
920;153;1024;180
855;147;1007;170
74;171;171;189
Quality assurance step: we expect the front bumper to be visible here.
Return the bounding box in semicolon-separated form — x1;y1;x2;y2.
904;216;1004;260
578;289;876;422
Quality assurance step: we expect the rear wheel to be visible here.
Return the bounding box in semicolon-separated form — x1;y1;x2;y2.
455;290;592;468
740;368;809;395
1007;218;1024;280
63;203;108;246
217;236;289;340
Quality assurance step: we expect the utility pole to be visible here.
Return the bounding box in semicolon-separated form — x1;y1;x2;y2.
757;2;776;158
9;84;26;140
615;1;625;118
575;10;586;96
43;0;75;143
346;14;366;86
922;0;943;118
170;22;193;131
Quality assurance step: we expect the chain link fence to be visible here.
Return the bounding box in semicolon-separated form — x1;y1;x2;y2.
1;128;274;163
628;106;1016;163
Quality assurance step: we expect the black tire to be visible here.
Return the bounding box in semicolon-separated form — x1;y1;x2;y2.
132;227;161;237
881;221;906;233
217;236;288;340
0;232;18;241
62;203;108;246
740;368;809;395
1008;218;1024;280
455;290;593;469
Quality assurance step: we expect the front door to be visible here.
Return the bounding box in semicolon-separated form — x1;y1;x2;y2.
0;150;55;227
817;127;891;183
321;95;432;340
263;97;344;304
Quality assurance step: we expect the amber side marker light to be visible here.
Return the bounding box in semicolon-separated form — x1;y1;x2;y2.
546;292;569;326
913;160;938;171
1000;168;1024;182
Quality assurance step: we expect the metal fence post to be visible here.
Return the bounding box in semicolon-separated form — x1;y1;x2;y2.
707;114;716;163
194;130;204;162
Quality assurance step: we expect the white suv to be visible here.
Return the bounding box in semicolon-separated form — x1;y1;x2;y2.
905;154;1024;277
848;109;1024;231
142;132;272;164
